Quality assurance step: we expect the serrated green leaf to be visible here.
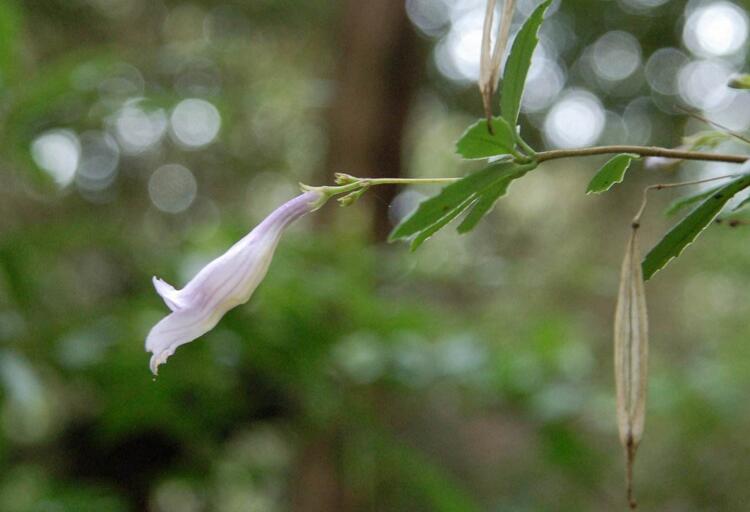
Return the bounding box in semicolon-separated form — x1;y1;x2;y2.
410;196;474;251
457;180;510;234
586;154;638;194
500;0;552;127
664;184;724;216
457;166;531;233
642;175;750;280
455;116;516;159
389;163;519;242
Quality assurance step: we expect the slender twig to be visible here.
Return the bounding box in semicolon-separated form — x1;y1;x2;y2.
626;440;637;510
306;176;462;203
320;146;749;203
360;177;459;185
536;146;749;164
632;174;739;224
677;106;750;146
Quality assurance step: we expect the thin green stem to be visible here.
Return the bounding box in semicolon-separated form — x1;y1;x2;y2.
517;136;536;158
357;177;460;186
509;147;528;161
536;145;749;164
302;176;463;207
304;182;361;196
676;106;750;146
632;173;740;225
314;145;748;209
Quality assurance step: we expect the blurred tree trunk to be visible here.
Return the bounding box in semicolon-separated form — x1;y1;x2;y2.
293;3;424;510
324;0;425;241
290;435;347;512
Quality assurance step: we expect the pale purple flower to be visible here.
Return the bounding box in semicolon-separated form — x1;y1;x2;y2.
146;190;323;375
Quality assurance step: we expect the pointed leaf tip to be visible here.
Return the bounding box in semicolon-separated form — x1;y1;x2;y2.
500;0;552;127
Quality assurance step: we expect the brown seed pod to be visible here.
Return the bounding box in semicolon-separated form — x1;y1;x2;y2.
614;225;649;510
478;0;516;127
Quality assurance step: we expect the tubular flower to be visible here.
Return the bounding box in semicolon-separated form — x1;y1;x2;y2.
145;190;323;375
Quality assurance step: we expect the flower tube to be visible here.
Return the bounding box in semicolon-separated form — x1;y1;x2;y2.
145;190;323;375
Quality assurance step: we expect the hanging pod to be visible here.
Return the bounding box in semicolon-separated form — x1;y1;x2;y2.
613;224;649;510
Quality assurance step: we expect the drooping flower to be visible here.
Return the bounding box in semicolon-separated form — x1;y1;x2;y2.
145;190;324;375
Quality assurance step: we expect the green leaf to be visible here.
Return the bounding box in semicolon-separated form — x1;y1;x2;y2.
455;116;516;159
500;0;552;127
410;196;474;251
457;167;530;233
585;154;638;194
728;74;750;89
390;162;533;248
389;163;515;242
456;179;511;234
642;175;750;280
664;184;724;216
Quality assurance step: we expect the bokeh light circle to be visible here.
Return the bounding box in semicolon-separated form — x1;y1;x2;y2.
678;59;735;111
170;98;221;148
522;44;566;112
683;2;748;58
543;89;605;148
645;48;689;95
113;98;168;155
148;164;198;213
76;131;120;192
31;130;80;188
592;31;641;82
406;0;451;37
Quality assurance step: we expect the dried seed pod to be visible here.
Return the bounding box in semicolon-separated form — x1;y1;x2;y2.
478;0;516;127
614;225;649;510
479;0;498;127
